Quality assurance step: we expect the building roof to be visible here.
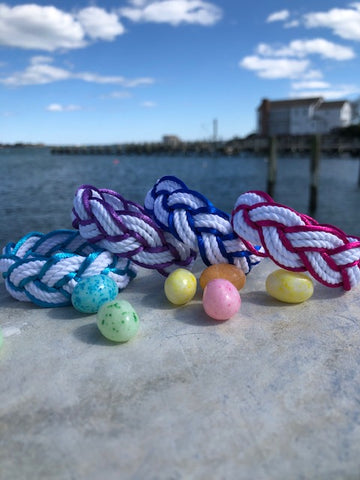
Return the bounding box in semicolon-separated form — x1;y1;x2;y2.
269;97;322;108
257;97;324;111
317;100;349;110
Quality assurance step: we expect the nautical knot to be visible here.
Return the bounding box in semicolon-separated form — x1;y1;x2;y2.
231;190;360;290
72;185;196;276
144;175;263;274
0;230;137;307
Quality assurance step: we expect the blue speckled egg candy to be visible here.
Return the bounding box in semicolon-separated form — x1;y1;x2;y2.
71;274;118;313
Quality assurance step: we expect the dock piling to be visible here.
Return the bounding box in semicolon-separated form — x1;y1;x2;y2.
309;135;321;214
267;136;277;197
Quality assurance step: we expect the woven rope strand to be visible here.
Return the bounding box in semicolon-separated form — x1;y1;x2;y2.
0;230;137;307
144;176;263;274
72;185;196;276
231;191;360;290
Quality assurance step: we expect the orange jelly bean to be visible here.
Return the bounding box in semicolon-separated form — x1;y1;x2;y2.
199;263;246;290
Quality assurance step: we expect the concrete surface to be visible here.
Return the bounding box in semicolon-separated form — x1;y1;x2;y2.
1;258;360;480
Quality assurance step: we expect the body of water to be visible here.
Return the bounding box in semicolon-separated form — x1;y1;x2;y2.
1;147;360;247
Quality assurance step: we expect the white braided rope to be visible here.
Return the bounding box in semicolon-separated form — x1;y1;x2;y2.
232;191;360;290
145;176;263;274
72;185;195;275
0;230;137;307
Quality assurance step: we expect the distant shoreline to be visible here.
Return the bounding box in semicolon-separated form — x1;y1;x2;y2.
2;132;360;157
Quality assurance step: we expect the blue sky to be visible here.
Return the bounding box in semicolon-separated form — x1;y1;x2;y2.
1;0;360;144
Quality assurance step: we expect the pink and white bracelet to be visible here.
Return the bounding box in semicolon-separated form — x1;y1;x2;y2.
231;190;360;291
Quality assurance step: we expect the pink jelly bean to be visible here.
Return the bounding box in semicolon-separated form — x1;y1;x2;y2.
202;278;241;321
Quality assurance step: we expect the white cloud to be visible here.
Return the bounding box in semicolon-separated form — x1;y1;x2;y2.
129;0;148;6
75;72;154;87
240;56;310;79
46;104;63;112
0;4;85;51
284;20;299;28
304;4;360;41
101;91;133;99
46;103;82;112
291;80;330;90
0;57;155;87
140;100;157;107
301;69;323;80
76;7;125;40
256;38;355;61
0;2;221;53
120;0;222;26
241;36;354;84
31;55;54;65
266;9;289;23
291;85;360;99
0;4;125;52
1;57;71;86
240;6;359;100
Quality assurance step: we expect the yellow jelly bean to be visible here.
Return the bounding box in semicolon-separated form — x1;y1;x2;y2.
266;269;314;304
164;268;197;305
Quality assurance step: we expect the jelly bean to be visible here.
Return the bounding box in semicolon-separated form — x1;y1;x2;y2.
97;299;139;342
266;269;314;304
199;263;246;290
71;274;118;313
164;268;197;305
202;278;241;321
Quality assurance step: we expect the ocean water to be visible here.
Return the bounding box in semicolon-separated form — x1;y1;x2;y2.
1;147;360;247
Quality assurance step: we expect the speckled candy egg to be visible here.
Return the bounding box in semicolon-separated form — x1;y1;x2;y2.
97;299;139;343
0;327;3;350
266;269;314;304
203;278;241;321
199;263;246;290
164;268;197;305
71;274;118;313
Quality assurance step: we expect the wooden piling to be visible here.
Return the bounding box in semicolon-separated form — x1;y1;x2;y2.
309;135;321;214
267;136;277;197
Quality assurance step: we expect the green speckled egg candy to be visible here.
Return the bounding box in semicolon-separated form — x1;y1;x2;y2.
97;299;139;342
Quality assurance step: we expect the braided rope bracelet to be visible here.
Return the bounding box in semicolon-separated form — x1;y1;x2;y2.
231;191;360;291
0;230;137;307
72;185;196;276
1;178;357;314
144;176;263;274
72;181;262;275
